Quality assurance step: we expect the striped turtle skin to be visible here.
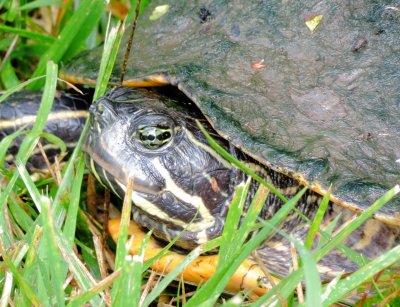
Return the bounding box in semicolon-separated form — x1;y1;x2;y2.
82;87;399;279
0;91;89;170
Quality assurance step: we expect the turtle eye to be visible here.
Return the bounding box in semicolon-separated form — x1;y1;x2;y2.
137;125;173;149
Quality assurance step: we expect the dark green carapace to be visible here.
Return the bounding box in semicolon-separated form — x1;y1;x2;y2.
64;0;400;224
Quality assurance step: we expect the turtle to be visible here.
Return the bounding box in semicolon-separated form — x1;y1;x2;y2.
62;0;400;225
2;0;400;300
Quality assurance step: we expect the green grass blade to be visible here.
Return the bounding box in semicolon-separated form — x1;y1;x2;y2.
322;244;400;306
316;185;400;261
56;234;102;305
23;225;43;269
252;270;303;306
67;272;119;307
256;185;400;306
19;0;62;11
0;76;45;103
0;129;24;166
142;246;204;307
39;194;66;306
7;193;34;232
51;122;88;226
197;121;287;203
321;273;343;303
234;184;269;252
28;0;106;89
16;162;66;306
0;61;57;249
39;132;67;153
114;178;133;269
304;189;330;249
186;187;306;306
218;178;250;264
0;241;41;305
1;59;20;89
0;24;55;43
62;155;85;244
291;238;322;307
111;177;134;303
18;61;58;153
93;19;124;100
113;232;150;306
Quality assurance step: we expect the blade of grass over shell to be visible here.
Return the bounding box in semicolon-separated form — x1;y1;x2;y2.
312;218;366;268
197;120;287;203
304;188;330;249
290;237;322;307
256;185;400;306
260;233;322;307
0;76;45;103
218;177;251;264
254;262;307;305
39;132;67;153
93;18;125;101
255;229;322;307
0;129;24;166
322;244;400;306
234;183;269;252
315;213;341;250
186;187;307;306
316;185;400;261
291;190;364;266
28;0;106;89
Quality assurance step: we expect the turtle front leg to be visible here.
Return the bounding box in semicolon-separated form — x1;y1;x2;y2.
107;219;277;297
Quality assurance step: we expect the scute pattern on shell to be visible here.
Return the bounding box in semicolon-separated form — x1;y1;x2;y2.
64;0;400;223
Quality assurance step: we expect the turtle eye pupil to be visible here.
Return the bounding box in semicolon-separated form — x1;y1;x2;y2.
138;126;173;149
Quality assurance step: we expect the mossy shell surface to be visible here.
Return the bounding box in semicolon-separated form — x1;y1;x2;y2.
63;0;400;225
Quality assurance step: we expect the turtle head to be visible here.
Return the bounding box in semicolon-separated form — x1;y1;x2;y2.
83;87;242;249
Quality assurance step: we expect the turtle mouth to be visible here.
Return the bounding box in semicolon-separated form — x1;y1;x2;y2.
85;148;228;248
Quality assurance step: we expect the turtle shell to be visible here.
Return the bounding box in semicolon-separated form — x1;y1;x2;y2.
62;0;400;225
